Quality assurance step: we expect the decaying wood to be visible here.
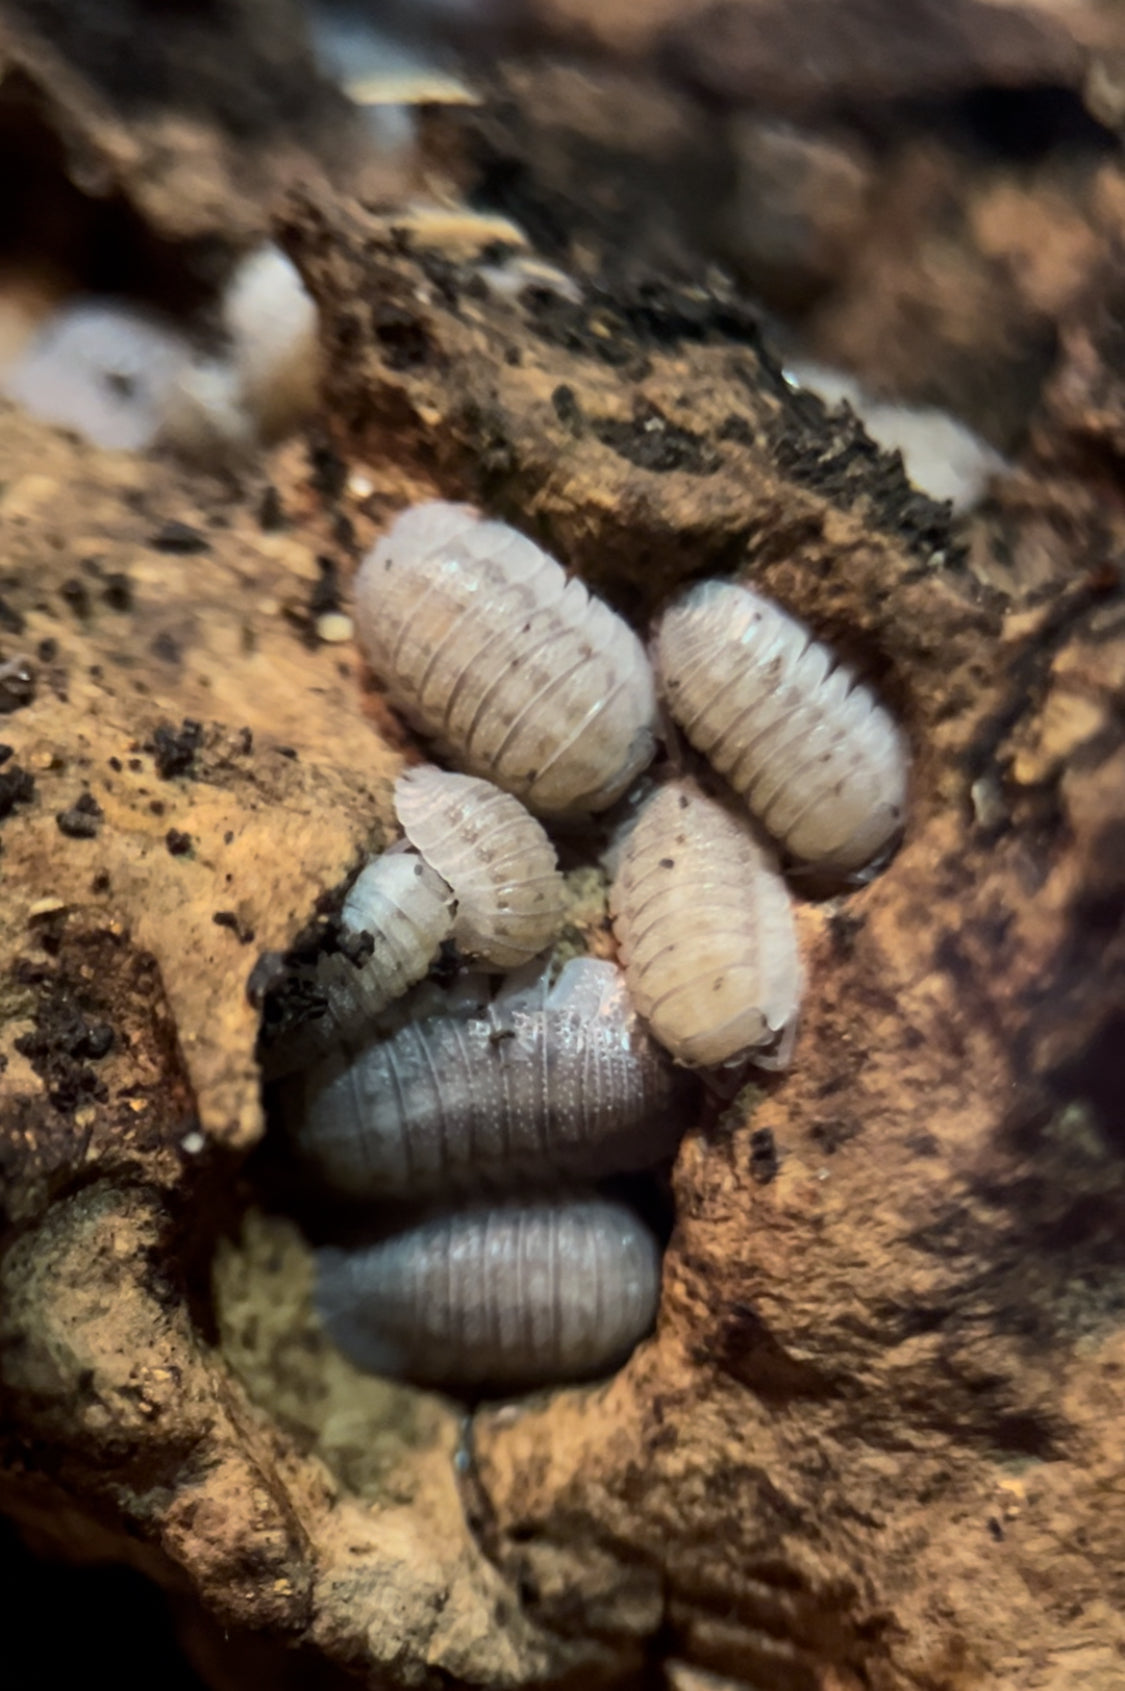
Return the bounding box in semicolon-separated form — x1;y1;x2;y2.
1;5;1125;1690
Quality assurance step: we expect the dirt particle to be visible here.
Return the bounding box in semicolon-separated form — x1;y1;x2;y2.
148;520;209;555
0;762;34;819
0;595;25;634
102;572;134;611
56;792;104;839
151;632;181;665
258;484;285;531
150;720;203;779
36;637;58;664
213;910;255;944
551;384;584;434
60;577;91;618
0;657;36;713
165;829;192;856
749;1126;780;1185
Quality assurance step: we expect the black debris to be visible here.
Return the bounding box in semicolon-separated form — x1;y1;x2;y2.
258;484;285;531
148;519;209;554
56;792;104;839
14;997;115;1113
151;631;181;664
0;763;34;819
0;657;36;714
749;1126;780;1185
151;719;203;779
213;910;255;944
102;573;134;611
60;577;91;618
0;595;25;635
0;743;11;765
36;637;58;664
165;829;192;856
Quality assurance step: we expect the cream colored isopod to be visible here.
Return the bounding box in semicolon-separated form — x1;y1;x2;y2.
609;779;802;1068
394;763;566;968
353;502;658;817
260;849;455;1076
657;579;908;874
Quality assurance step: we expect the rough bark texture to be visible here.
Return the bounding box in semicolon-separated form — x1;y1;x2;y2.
1;4;1125;1691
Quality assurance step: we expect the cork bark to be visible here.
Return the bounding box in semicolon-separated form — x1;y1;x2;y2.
1;4;1125;1690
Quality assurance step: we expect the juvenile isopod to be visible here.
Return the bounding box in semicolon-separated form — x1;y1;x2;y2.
288;956;693;1196
609;778;802;1068
394;763;566;968
259;849;455;1077
315;1194;662;1388
353;501;658;817
656;579;909;873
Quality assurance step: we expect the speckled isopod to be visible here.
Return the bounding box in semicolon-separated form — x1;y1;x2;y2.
394;763;566;968
315;1194;662;1388
353;501;658;817
288;956;692;1197
656;579;909;873
609;778;802;1068
260;849;455;1077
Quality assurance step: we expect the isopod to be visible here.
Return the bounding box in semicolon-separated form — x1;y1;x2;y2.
656;579;908;873
315;1194;662;1388
259;849;455;1077
609;778;802;1068
394;763;566;968
288;956;692;1196
352;501;658;817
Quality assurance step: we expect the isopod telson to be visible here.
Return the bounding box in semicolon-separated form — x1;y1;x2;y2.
260;849;455;1077
656;579;908;873
394;763;566;968
315;1194;662;1388
609;779;802;1068
288;956;692;1196
353;502;658;817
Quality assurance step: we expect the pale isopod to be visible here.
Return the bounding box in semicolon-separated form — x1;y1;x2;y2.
260;849;455;1077
657;579;908;873
288;956;692;1196
315;1194;662;1387
352;501;658;817
609;779;802;1068
394;763;566;968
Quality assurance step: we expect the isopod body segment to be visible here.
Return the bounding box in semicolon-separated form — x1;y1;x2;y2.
656;579;908;873
353;502;658;817
609;779;802;1068
315;1195;662;1387
288;956;692;1196
394;764;566;968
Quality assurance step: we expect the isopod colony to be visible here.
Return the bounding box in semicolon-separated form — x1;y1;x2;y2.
263;499;909;1392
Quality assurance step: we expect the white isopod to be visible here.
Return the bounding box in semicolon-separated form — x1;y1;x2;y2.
657;579;909;874
394;763;566;968
288;956;692;1196
260;849;455;1077
315;1194;662;1388
609;779;802;1069
353;501;658;817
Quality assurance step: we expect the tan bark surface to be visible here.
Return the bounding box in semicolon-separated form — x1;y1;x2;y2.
1;5;1124;1690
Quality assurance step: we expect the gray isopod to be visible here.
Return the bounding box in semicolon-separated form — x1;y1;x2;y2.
353;501;658;817
288;956;692;1196
315;1194;662;1388
657;579;909;873
394;763;566;968
260;848;455;1077
609;778;802;1069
